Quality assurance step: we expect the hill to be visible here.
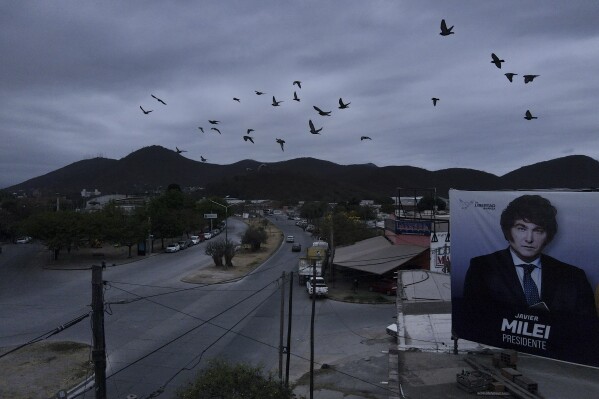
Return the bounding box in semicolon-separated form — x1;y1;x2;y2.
5;146;599;200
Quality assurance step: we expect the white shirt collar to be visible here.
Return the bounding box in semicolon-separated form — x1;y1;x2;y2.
509;248;542;268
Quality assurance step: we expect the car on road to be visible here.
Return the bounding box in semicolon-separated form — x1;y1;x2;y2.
165;243;180;253
15;236;32;244
368;278;397;295
286;235;295;243
204;232;213;240
306;277;328;297
178;240;191;250
291;243;302;252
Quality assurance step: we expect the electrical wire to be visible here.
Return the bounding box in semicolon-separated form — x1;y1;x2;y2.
0;312;90;359
142;282;281;398
334;251;423;264
105;277;280;380
105;254;292;305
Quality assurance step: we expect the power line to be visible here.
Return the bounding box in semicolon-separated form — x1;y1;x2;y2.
105;258;292;305
105;277;280;380
142;282;281;398
0;312;90;359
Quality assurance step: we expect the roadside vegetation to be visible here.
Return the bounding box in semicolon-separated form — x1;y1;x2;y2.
1;185;235;260
176;359;299;399
297;199;382;247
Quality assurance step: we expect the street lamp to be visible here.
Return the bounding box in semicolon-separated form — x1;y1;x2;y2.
207;199;231;242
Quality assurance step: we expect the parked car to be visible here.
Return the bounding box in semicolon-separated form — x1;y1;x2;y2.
165;243;180;253
212;228;220;236
15;236;32;244
386;322;398;338
190;235;202;245
178;240;191;250
368;279;397;296
291;243;302;252
286;235;295;243
204;232;213;240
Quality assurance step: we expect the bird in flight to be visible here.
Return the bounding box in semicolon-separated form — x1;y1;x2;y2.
293;81;302;89
313;106;331;116
139;106;152;114
309;119;323;135
243;135;255;143
360;136;372;141
176;147;186;154
523;74;539;84
272;96;283;106
247;128;254;134
431;97;439;106
440;19;454;36
524;110;537;120
198;127;204;133
255;91;266;95
276;138;285;151
293;91;300;102
491;53;504;69
233;97;240;102
211;127;221;134
200;156;207;162
504;73;518;82
151;94;167;105
338;98;350;109
209;120;220;124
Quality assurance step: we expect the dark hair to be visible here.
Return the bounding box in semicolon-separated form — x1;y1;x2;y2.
500;195;558;243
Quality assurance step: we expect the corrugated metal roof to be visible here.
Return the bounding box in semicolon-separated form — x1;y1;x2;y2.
333;236;428;275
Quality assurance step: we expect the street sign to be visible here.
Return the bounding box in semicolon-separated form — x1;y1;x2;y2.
204;213;218;219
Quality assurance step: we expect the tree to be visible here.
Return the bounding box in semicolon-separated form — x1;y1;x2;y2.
205;239;225;267
223;239;236;267
318;212;378;247
176;358;295;399
24;211;85;260
196;197;230;230
299;201;328;222
241;225;268;251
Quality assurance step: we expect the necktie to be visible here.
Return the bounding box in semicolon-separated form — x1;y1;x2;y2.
519;264;540;306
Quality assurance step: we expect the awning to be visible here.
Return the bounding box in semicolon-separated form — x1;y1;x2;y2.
333;236;428;276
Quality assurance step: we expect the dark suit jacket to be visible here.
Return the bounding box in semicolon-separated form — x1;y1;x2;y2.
464;248;596;318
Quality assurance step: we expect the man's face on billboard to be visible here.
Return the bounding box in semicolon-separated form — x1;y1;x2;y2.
509;219;548;263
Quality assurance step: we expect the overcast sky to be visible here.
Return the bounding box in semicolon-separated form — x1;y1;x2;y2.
2;1;598;189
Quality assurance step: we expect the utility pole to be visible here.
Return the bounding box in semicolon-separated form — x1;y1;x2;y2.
310;260;317;399
285;272;294;388
279;271;286;383
92;262;107;399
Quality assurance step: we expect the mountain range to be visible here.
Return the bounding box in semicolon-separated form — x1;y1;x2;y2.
5;145;599;201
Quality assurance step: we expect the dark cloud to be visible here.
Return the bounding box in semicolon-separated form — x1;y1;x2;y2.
1;1;599;188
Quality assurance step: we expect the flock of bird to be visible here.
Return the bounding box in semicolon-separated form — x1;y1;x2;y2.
434;19;540;120
139;18;540;163
139;79;358;161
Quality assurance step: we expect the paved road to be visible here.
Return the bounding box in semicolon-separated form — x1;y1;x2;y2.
0;217;397;399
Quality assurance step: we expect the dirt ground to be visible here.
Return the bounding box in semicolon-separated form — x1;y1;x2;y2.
2;218;283;398
0;341;91;399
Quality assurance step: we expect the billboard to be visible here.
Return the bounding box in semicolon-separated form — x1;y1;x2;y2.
430;232;450;272
393;219;432;235
450;190;599;367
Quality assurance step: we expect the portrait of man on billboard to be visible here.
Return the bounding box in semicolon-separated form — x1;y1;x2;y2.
463;194;596;318
451;191;599;367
